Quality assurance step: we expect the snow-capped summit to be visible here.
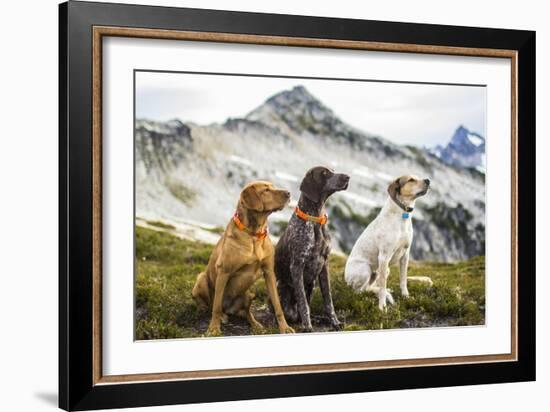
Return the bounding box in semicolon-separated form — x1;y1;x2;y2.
431;125;486;172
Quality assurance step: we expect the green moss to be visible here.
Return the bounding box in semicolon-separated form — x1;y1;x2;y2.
135;227;485;339
135;228;213;340
204;226;225;235
146;220;176;230
332;201;380;228
164;179;197;205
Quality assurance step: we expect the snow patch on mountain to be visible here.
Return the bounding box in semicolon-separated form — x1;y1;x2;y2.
275;171;299;182
228;154;253;167
136;87;486;262
467;133;484;147
340;191;378;207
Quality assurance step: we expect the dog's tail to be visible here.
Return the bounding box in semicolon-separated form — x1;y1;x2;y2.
345;259;377;291
192;272;210;309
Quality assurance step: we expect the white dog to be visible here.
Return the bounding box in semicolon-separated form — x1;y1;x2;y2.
345;175;430;309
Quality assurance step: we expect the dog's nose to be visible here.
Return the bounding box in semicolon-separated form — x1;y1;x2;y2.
424;178;431;186
284;191;291;198
342;174;350;182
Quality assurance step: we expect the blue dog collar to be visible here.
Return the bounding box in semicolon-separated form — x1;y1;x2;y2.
402;212;410;219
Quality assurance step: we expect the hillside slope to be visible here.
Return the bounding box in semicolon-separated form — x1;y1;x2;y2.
136;86;486;261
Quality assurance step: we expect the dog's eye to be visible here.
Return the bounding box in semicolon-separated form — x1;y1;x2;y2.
408;178;414;183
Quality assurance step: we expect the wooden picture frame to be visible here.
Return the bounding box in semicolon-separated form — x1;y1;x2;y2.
59;1;535;410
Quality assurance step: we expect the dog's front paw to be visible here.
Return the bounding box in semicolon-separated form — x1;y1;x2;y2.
250;319;265;333
378;289;394;310
330;317;342;331
401;288;410;299
301;324;314;333
206;324;222;337
331;321;342;331
279;324;295;334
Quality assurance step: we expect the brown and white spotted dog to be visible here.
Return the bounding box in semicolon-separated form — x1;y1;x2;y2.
344;175;430;310
274;166;350;332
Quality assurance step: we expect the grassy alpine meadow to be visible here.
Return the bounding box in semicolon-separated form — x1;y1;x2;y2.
135;226;485;340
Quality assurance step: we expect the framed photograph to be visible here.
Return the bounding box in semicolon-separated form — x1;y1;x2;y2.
59;1;535;410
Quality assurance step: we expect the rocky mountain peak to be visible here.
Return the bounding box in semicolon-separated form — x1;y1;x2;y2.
450;125;485;152
430;125;485;172
269;84;317;104
245;85;344;135
248;85;333;119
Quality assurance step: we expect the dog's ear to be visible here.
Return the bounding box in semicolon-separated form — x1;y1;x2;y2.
387;178;401;202
300;170;321;203
241;185;264;212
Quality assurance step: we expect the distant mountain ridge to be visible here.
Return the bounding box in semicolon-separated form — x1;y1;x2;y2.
430;125;486;172
136;86;486;262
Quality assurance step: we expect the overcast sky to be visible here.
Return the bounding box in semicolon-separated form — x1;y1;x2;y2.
135;71;486;147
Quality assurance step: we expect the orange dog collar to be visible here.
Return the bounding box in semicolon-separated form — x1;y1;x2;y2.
233;212;268;240
295;206;328;225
